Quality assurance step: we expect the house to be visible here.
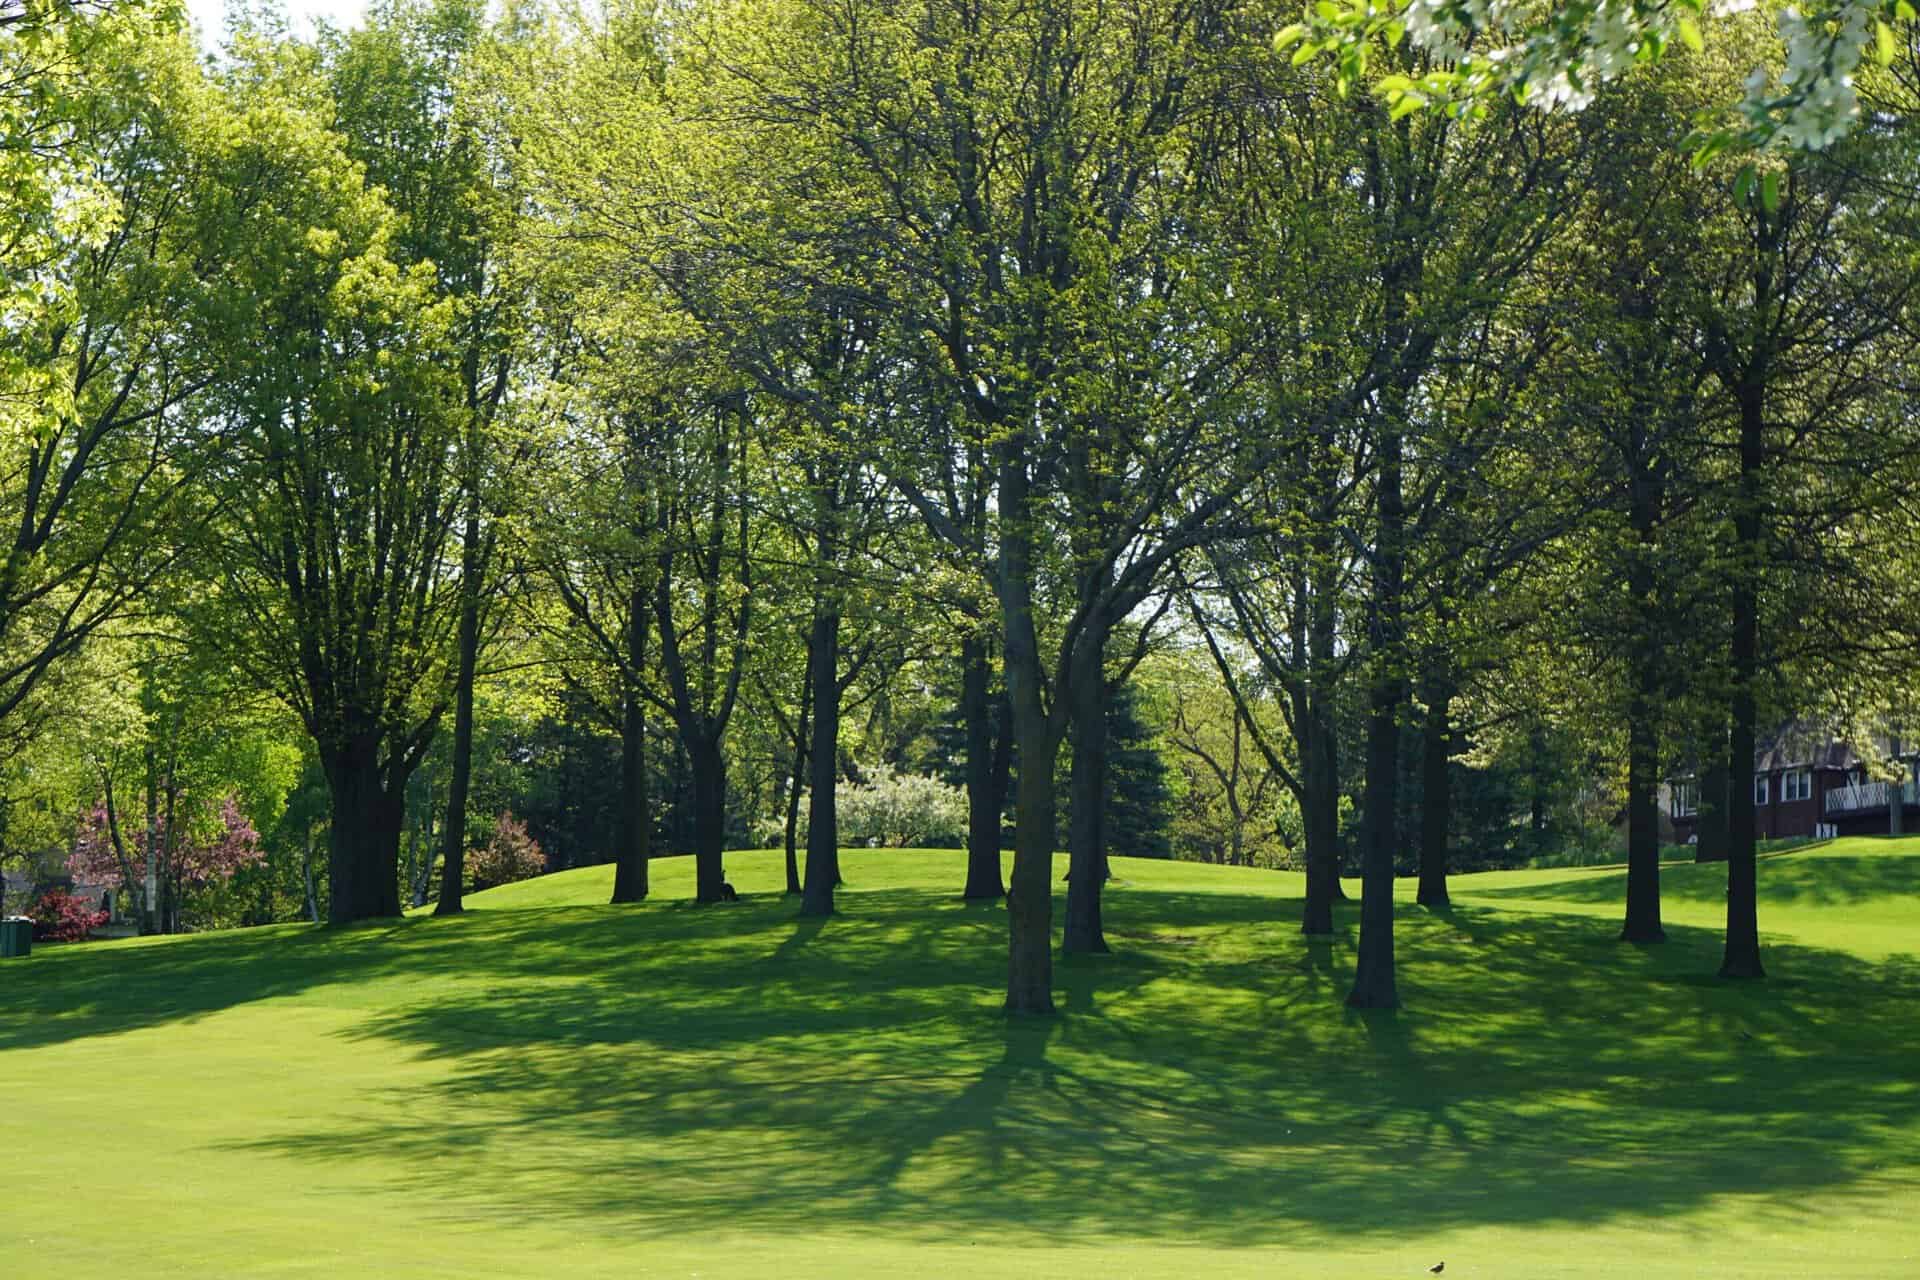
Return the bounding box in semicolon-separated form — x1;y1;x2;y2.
1670;725;1920;851
1;860;126;931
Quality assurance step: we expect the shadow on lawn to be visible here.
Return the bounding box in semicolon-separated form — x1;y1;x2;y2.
1466;851;1920;911
199;879;1920;1249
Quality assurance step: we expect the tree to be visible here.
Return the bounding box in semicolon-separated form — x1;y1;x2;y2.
0;12;216;750
198;49;463;923
311;0;531;918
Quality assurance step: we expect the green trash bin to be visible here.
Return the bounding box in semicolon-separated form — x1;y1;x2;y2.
0;918;30;959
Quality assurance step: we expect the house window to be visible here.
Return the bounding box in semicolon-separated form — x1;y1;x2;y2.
1754;774;1770;806
1781;769;1811;803
1673;782;1699;818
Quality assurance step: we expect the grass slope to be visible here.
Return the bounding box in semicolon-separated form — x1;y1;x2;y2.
6;842;1919;1277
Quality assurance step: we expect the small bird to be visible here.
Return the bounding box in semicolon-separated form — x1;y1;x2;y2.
1428;1265;1444;1275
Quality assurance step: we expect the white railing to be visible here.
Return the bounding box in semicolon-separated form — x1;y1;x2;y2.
1826;781;1915;814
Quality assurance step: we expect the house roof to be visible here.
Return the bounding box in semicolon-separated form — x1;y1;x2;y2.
1754;726;1860;773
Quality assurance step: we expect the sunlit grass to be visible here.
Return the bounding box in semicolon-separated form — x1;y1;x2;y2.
6;842;1919;1277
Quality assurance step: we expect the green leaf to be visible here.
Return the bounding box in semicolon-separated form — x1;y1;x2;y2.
1761;169;1780;212
1384;19;1406;48
1314;1;1339;18
1734;163;1755;205
1388;91;1427;120
1274;23;1307;51
1291;40;1320;65
1896;0;1916;22
1676;17;1703;52
1876;20;1897;66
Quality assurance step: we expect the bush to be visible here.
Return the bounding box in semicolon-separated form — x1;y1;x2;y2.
28;890;110;943
837;768;968;848
769;768;969;849
468;812;547;890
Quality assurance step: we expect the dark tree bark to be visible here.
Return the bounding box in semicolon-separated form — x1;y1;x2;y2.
1062;638;1111;954
434;510;484;917
961;634;1006;899
1349;425;1404;1011
612;586;652;904
782;659;811;897
1416;660;1452;909
1721;381;1765;978
800;604;841;917
999;459;1058;1015
1623;700;1666;942
1695;737;1730;863
688;734;728;903
1622;446;1666;943
1302;554;1343;931
321;740;406;925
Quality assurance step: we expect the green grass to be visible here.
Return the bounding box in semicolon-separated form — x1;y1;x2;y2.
6;840;1920;1277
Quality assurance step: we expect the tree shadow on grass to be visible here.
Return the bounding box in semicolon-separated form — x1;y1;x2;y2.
202;884;1920;1250
1464;851;1920;913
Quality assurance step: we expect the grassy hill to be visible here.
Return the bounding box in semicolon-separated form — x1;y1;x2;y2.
5;841;1918;1277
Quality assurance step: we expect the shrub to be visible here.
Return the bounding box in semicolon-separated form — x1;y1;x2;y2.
28;890;110;943
837;768;968;848
761;768;970;849
468;812;547;890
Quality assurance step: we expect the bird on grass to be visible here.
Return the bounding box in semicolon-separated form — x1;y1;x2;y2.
1428;1265;1444;1275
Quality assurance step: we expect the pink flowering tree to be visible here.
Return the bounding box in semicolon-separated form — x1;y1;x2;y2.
68;791;265;931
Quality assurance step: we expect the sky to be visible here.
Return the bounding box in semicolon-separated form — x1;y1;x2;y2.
185;0;372;45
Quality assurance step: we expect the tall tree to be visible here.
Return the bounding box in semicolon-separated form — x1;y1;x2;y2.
200;58;461;923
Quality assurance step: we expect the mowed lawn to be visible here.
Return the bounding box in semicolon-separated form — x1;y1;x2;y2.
6;840;1920;1278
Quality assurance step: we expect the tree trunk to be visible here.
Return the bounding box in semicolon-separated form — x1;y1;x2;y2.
1721;387;1764;979
323;743;405;925
961;634;1006;899
1622;470;1666;942
1005;713;1059;1013
783;664;810;896
801;607;841;917
1416;663;1452;909
612;589;652;904
999;453;1056;1015
1063;639;1111;954
1695;722;1730;863
1348;427;1403;1011
435;520;484;916
301;826;320;924
142;746;160;936
1623;699;1666;942
1302;549;1345;926
689;735;728;903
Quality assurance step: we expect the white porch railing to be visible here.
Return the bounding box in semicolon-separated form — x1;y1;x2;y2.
1826;781;1916;814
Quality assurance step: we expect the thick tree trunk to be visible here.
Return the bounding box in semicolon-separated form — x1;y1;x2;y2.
323;744;405;925
1005;714;1059;1013
801;608;841;917
1416;665;1452;909
1063;640;1110;954
435;523;483;916
1695;726;1730;863
961;634;1006;899
1721;389;1764;978
612;590;652;904
999;453;1056;1015
1349;428;1403;1011
689;735;728;903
